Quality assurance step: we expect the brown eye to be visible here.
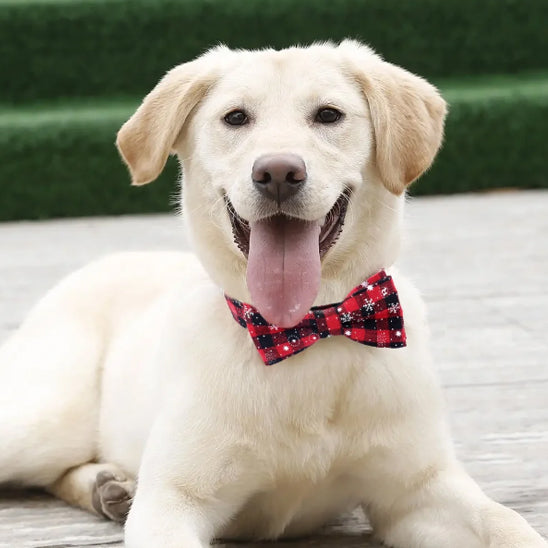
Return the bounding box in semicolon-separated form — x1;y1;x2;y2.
315;107;343;124
224;110;249;126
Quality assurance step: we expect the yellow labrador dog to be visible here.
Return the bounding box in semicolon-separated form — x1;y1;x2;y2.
0;41;545;548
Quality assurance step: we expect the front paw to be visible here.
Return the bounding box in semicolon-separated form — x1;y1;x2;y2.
124;496;207;548
490;538;548;548
484;504;547;548
487;522;547;548
125;523;206;548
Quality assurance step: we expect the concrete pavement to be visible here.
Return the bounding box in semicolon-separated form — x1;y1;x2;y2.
0;190;547;547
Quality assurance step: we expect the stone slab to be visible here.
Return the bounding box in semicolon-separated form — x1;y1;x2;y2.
1;190;547;546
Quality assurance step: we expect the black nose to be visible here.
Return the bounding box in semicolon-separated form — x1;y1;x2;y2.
252;154;307;204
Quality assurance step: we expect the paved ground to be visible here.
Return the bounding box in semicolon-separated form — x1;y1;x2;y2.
0;190;547;547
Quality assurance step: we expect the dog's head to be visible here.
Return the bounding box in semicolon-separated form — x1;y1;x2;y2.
117;41;446;327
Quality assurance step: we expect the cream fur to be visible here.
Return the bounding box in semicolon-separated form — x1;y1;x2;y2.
0;41;545;548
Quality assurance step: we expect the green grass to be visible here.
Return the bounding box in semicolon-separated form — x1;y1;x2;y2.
439;71;548;102
0;101;135;129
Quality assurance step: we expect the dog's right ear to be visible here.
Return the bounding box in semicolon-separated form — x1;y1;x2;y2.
340;40;447;195
116;54;220;186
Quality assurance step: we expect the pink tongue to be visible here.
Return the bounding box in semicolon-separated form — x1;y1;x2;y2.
247;217;321;328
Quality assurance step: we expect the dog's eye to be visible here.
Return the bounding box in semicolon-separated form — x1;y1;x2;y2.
315;107;343;124
224;110;249;126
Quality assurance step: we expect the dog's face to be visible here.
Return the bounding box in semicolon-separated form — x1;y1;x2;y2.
191;46;373;224
117;41;446;327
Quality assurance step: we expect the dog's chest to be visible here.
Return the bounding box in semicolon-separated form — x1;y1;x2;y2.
227;335;387;464
227;346;375;529
222;446;366;540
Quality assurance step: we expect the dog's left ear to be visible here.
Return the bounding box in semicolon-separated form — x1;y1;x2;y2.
117;50;223;186
341;41;447;195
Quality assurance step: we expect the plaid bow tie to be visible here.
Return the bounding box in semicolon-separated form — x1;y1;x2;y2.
226;270;406;365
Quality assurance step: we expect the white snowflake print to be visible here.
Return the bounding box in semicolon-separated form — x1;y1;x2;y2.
362;298;374;313
243;306;254;320
381;287;388;297
340;312;354;323
388;302;400;314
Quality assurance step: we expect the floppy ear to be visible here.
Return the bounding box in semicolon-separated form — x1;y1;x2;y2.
343;42;447;195
116;59;217;186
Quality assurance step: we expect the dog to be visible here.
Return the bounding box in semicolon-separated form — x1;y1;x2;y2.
0;41;546;548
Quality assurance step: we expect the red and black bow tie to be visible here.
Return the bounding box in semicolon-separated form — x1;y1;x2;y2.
226;270;406;365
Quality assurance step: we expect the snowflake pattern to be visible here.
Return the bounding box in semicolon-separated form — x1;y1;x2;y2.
362;298;375;313
388;303;400;314
340;312;354;323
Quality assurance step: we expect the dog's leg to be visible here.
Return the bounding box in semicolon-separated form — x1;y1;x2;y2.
365;462;547;548
47;462;136;522
0;314;103;487
123;411;264;548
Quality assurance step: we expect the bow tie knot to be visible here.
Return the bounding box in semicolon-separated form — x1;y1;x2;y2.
226;270;406;365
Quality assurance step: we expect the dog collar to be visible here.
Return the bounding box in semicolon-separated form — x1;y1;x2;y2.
226;270;406;365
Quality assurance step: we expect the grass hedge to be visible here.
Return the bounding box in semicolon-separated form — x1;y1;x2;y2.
0;100;178;220
1;0;548;105
1;73;547;221
418;72;548;195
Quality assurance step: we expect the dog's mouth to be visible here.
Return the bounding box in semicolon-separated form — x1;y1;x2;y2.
227;191;350;259
226;191;350;327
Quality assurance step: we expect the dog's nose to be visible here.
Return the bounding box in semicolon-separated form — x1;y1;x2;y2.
252;154;307;204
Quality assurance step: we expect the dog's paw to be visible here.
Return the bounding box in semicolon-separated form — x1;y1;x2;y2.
496;541;548;548
491;542;548;548
91;469;136;523
489;533;548;548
